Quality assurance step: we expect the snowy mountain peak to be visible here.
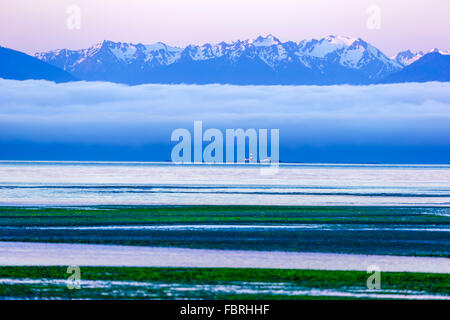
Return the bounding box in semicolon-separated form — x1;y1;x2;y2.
393;48;450;66
301;35;360;58
144;42;180;52
296;35;397;71
324;35;357;46
429;48;450;55
251;34;281;47
392;50;424;66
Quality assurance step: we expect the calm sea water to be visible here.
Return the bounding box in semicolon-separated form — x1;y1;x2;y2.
0;161;449;206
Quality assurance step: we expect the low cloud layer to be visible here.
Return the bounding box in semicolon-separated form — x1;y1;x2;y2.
0;79;449;162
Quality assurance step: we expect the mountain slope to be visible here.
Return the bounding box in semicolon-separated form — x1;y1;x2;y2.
0;46;77;82
383;52;450;83
35;35;402;85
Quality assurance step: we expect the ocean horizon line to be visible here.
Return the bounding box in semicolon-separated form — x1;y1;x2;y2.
1;160;450;167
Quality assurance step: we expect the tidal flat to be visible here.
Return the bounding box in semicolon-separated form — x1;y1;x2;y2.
0;206;449;299
0;206;448;257
0;266;448;300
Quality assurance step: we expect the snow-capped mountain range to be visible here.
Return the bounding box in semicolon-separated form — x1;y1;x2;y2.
34;35;449;85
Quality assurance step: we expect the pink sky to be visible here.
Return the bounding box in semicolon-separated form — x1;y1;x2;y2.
1;0;449;56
